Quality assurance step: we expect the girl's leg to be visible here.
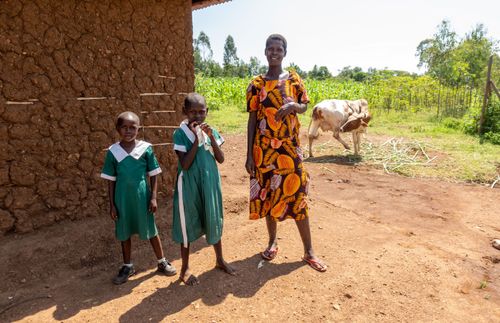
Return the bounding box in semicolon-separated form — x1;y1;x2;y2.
213;240;236;275
113;238;135;284
121;238;132;264
150;235;176;275
149;235;164;259
295;217;327;272
180;244;199;285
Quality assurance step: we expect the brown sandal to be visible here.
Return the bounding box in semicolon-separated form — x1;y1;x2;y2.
260;246;279;261
302;256;327;272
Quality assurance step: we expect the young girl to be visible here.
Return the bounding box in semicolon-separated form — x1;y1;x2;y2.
172;92;235;285
101;111;176;284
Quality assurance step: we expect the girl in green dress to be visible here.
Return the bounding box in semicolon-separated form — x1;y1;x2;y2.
172;93;235;285
101;111;176;285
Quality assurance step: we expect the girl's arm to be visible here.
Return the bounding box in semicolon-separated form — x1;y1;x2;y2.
200;123;224;163
149;175;158;213
245;111;257;176
108;181;117;220
176;136;199;170
209;135;224;163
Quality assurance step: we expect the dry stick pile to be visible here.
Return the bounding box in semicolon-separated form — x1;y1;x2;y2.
362;137;437;174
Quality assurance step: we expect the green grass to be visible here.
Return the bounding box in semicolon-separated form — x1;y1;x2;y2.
207;105;500;184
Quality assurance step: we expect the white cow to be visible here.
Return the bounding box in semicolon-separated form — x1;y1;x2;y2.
308;99;371;157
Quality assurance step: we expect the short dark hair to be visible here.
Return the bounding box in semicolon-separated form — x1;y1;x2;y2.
184;92;206;111
266;34;287;52
116;111;140;128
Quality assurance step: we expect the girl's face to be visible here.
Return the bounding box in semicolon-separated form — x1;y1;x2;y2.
117;118;139;143
185;103;208;124
265;39;286;67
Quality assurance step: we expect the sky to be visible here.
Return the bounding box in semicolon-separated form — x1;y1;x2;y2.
193;0;500;75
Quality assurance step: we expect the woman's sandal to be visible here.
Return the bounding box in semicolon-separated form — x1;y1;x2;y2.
302;256;327;272
261;246;279;261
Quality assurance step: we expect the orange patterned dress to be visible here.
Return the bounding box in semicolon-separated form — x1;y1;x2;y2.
246;71;310;221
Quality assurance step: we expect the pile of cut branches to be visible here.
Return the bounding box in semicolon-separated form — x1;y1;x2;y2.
362;137;437;174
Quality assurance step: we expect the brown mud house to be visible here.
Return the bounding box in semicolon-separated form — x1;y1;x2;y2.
0;0;230;234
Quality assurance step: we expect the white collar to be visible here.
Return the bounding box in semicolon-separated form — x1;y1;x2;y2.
180;120;196;143
109;140;151;163
180;119;208;145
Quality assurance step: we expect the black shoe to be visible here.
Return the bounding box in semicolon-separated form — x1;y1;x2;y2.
112;265;135;285
157;259;177;276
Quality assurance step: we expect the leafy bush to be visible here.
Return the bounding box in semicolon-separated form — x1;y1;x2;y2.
461;100;500;144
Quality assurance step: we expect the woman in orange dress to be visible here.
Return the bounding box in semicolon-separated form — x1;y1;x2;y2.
245;34;327;272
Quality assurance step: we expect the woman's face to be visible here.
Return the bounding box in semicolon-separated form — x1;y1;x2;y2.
265;39;286;67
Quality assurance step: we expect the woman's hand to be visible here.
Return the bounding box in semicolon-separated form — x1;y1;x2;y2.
245;155;255;176
110;205;118;220
275;102;297;121
149;198;157;213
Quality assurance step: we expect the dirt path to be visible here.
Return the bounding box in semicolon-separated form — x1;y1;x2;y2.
1;133;499;322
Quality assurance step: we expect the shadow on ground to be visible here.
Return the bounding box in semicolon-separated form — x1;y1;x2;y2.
120;255;303;322
305;154;363;165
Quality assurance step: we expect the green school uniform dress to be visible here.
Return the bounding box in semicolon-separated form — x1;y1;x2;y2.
172;120;224;247
101;140;162;241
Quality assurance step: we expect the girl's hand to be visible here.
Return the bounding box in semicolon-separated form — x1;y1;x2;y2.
188;121;199;134
245;155;255;176
275;102;296;121
110;205;118;220
149;198;157;213
200;122;213;137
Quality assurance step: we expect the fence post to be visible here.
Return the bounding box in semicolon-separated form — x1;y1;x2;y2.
479;55;493;135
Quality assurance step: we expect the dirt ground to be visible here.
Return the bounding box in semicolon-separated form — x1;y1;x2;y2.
1;132;499;322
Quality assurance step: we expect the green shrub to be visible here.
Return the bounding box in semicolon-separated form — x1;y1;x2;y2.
442;117;462;130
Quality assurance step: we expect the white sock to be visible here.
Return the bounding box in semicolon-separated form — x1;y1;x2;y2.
123;263;133;268
157;257;166;264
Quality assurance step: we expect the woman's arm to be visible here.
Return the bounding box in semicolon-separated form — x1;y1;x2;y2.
245;111;257;175
275;102;308;120
293;102;308;114
149;175;158;213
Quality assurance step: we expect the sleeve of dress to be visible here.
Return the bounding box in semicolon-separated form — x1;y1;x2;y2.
100;150;117;181
294;73;310;104
173;129;187;152
246;80;260;112
211;128;225;146
146;146;162;177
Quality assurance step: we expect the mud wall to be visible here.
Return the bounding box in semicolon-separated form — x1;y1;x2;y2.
0;0;194;233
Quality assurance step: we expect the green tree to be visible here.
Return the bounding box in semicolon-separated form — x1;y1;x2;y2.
416;20;457;84
248;56;264;76
286;62;307;78
193;31;223;76
451;24;495;87
337;66;367;82
308;65;332;80
416;21;497;86
223;35;239;76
